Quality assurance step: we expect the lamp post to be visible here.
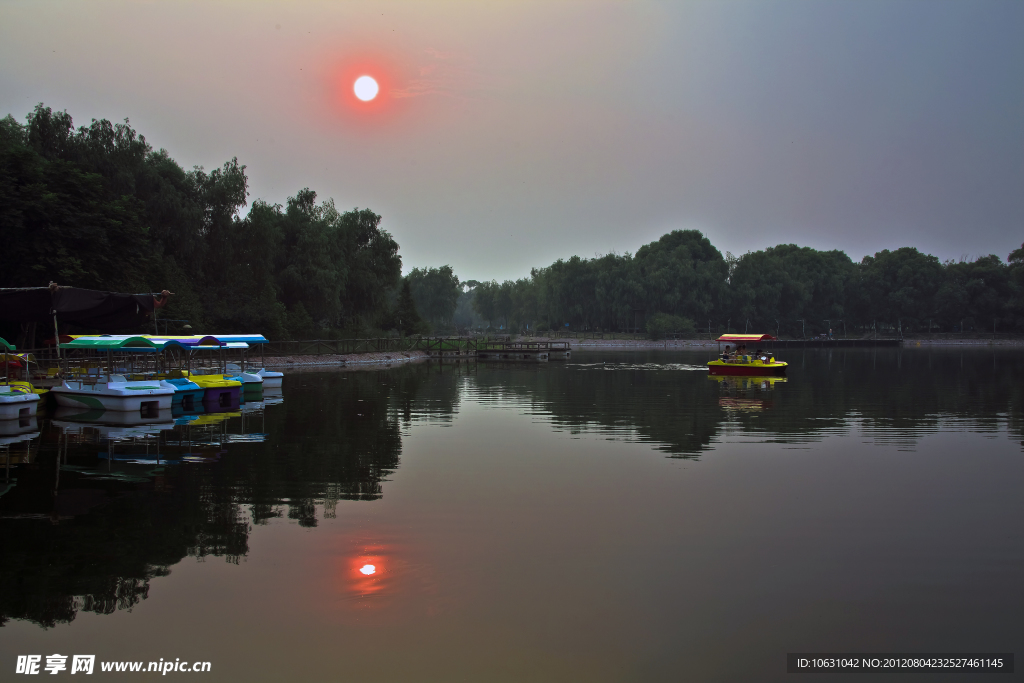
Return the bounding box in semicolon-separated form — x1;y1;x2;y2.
824;319;831;340
797;319;805;339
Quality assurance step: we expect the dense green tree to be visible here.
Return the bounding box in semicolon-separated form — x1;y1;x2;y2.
392;279;426;335
1009;243;1024;327
634;230;729;323
0;104;402;341
729;245;856;337
406;265;460;330
935;255;1015;332
852;247;945;332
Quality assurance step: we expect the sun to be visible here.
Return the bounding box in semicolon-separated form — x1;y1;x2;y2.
354;76;379;102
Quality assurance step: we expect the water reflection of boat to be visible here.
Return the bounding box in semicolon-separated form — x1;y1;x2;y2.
262;388;284;406
54;406;175;428
718;397;770;411
710;375;788;391
712;374;786;411
175;411;240;427
0;418;39;444
707;334;787;376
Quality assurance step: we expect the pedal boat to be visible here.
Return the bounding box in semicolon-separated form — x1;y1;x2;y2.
179;372;243;410
162;377;206;412
1;339;44;419
225;363;273;390
707;333;788;376
0;384;41;420
51;377;175;412
254;368;283;389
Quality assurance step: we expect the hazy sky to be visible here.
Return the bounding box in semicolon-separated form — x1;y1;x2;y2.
1;0;1021;282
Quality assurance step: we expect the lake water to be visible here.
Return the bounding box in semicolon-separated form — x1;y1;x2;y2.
2;348;1021;681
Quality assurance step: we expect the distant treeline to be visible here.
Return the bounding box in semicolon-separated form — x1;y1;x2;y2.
2;105;1021;341
465;230;1024;338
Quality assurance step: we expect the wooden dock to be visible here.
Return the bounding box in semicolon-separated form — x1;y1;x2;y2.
476;341;571;362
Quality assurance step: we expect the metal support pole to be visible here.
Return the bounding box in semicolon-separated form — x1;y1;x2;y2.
53;314;61;362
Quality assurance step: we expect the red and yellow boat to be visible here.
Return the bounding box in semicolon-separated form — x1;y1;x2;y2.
707;334;787;376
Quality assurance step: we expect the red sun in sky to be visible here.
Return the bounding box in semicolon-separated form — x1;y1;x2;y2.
354;76;378;101
325;52;416;126
334;56;395;114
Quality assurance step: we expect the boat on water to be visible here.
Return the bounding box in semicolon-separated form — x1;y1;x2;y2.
178;372;243;409
0;384;40;420
0;338;43;420
233;365;282;389
52;377;175;412
216;365;264;392
256;368;283;388
162;376;206;411
52;336;176;411
707;334;788;376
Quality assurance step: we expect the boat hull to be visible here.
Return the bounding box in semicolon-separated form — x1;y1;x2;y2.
256;369;283;389
51;381;175;412
162;378;206;412
174;388;206;412
202;386;241;411
0;391;40;420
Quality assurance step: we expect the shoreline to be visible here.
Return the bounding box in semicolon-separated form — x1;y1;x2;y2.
260;337;1024;370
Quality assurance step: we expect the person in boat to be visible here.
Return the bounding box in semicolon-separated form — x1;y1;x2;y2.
755;348;764;361
721;345;732;361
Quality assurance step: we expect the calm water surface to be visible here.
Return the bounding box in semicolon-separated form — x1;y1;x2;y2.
1;349;1022;682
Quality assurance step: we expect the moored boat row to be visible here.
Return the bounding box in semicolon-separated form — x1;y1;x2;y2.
1;333;284;417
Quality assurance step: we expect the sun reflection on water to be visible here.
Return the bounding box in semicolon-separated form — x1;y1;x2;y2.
345;548;390;600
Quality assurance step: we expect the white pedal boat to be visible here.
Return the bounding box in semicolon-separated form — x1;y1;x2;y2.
51;377;175;412
255;368;283;389
0;385;41;420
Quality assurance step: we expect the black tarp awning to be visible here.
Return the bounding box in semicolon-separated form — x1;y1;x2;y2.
0;287;158;332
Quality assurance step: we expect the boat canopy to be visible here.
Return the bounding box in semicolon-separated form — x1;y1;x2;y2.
69;334;233;347
60;336;159;351
183;336;226;347
716;334;778;343
182;334;267;345
69;333;264;345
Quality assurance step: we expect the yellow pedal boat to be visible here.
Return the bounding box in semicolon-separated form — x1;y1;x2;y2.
707;334;788;376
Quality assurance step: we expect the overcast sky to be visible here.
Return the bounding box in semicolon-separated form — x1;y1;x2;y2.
2;0;1021;282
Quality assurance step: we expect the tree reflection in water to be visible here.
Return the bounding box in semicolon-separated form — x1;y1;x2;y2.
0;350;1021;628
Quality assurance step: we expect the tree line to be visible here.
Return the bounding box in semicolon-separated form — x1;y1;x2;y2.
465;231;1024;337
2;104;1021;341
0;105;401;341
